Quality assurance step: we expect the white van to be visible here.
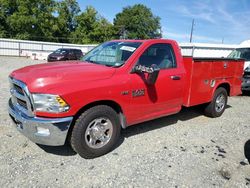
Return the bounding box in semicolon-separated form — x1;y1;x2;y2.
228;40;250;91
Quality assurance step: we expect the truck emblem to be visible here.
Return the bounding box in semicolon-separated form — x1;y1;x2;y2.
132;89;145;97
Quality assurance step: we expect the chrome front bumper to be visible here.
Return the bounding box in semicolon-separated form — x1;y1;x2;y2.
8;99;73;146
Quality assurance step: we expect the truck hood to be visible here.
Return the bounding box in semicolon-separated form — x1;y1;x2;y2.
10;61;116;92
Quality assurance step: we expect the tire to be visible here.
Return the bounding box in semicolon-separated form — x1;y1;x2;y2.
204;87;228;118
70;105;121;159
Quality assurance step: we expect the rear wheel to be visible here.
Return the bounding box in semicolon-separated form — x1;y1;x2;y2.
70;105;121;159
204;87;228;118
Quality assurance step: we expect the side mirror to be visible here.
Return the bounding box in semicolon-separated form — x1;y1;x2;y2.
147;64;160;85
132;64;160;85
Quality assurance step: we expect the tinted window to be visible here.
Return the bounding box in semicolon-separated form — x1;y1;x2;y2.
75;49;82;55
54;49;68;54
137;43;176;69
69;49;74;54
228;48;250;61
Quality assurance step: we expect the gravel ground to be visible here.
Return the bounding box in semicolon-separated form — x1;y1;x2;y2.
0;56;250;187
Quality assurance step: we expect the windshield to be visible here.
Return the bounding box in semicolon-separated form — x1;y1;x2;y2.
82;41;142;67
54;49;68;55
228;48;250;61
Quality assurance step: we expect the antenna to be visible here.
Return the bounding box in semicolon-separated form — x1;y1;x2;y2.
190;19;195;43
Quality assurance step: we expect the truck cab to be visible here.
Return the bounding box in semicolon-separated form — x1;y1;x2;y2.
228;40;250;91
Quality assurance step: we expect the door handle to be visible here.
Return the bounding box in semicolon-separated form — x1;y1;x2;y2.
170;75;181;80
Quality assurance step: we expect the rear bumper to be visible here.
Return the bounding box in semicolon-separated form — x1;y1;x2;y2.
8;99;73;146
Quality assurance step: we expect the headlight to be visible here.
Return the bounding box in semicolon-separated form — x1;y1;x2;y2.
32;94;70;113
57;56;64;60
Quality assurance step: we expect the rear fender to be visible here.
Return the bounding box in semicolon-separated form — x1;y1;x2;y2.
211;81;231;99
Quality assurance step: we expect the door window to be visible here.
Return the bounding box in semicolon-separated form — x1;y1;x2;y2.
137;43;176;69
69;50;74;55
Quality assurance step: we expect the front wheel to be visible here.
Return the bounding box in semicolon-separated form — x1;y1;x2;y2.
70;105;121;158
204;87;228;118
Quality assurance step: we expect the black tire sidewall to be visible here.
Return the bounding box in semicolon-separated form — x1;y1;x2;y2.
71;106;121;158
211;88;228;117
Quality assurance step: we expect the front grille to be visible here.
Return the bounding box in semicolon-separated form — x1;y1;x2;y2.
13;84;24;95
16;98;28;110
9;77;34;117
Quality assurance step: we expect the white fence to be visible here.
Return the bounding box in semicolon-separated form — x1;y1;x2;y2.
180;43;238;58
0;38;238;60
0;38;96;60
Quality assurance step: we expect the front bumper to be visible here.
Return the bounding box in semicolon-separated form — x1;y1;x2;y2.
8;99;73;146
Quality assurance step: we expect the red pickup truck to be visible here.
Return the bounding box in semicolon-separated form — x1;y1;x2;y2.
8;39;244;158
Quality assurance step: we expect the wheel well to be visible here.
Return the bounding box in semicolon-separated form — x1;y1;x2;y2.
68;100;127;140
217;83;230;96
66;100;125;143
78;100;123;116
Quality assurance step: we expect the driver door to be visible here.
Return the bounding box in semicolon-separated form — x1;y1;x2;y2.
128;43;184;124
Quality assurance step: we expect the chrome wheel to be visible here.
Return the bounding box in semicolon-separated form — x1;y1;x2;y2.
215;94;225;113
85;117;113;149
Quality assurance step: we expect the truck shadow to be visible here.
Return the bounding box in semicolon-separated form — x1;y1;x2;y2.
242;91;250;96
37;104;232;157
121;106;202;138
121;104;231;138
37;142;76;156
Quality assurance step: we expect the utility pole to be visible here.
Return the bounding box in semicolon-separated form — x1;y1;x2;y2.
190;19;195;43
222;37;224;44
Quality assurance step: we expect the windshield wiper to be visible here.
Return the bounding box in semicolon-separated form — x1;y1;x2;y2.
84;60;121;68
85;60;107;66
104;64;115;67
84;60;97;64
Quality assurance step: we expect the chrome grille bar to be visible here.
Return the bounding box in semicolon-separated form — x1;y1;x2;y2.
9;77;34;117
13;84;24;95
16;98;28;110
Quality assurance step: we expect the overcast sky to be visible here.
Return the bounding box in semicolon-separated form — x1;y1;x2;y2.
78;0;250;44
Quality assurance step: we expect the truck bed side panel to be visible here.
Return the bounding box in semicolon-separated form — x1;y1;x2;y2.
183;57;212;106
183;57;244;107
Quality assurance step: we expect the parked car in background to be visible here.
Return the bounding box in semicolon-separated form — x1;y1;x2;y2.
47;48;83;62
228;40;250;91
